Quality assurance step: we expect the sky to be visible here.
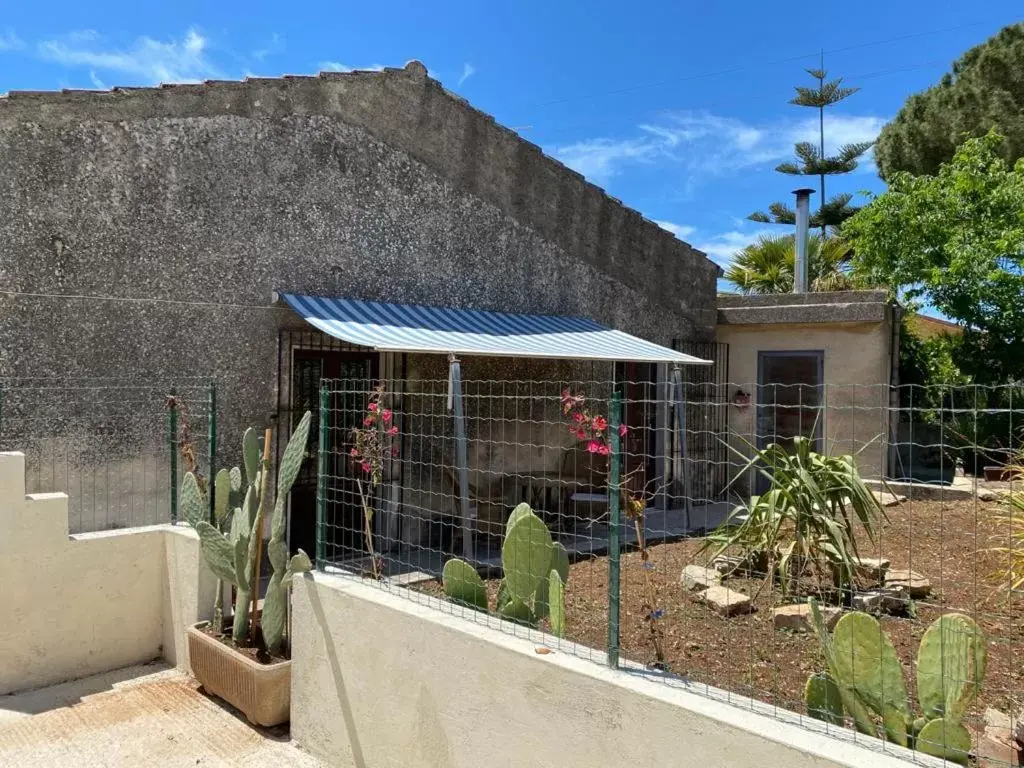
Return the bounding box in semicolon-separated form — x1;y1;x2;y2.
0;2;1021;288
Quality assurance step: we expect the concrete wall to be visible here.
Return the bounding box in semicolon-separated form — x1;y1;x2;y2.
290;571;925;768
0;63;718;504
0;451;215;694
717;293;895;494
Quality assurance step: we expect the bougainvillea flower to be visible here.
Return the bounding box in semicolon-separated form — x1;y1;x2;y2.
381;409;392;423
592;415;608;432
367;403;378;412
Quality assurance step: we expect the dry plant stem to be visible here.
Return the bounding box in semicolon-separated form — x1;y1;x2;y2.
355;477;381;579
633;516;666;664
250;428;272;643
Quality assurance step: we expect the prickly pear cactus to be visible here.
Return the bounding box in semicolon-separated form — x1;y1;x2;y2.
442;558;488;612
501;510;554;603
916;717;972;765
804;673;844;726
916;613;987;723
831;611;910;746
548;570;566;638
181;472;206;528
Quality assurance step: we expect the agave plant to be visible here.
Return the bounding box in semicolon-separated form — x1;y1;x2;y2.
700;435;883;596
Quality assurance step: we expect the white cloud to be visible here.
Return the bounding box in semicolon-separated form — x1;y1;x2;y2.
457;62;475;87
252;33;284;62
37;27;217;84
552;110;887;186
694;227;779;267
653;220;696;240
0;29;24;51
318;61;386;73
88;70;105;89
552;137;666;185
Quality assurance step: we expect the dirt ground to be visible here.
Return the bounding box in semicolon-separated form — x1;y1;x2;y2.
417;498;1024;735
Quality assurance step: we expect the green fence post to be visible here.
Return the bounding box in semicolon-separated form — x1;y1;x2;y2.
316;382;329;568
607;390;622;670
168;389;179;524
207;381;217;523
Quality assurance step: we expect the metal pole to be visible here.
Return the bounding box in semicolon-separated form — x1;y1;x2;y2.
168;389;179;524
793;188;815;294
449;355;474;561
207;382;217;523
607;390;622;669
316;382;329;568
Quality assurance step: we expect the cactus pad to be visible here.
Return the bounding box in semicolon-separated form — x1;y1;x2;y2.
832;611;910;745
548;570;566;638
916;717;971;765
442;558;488;612
805;673;844;726
501;511;553;601
916;613;987;722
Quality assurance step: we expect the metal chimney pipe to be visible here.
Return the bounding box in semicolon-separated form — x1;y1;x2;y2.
793;188;815;293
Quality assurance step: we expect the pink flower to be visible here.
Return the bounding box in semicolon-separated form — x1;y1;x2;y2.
391;446;399;457
576;428;588;440
597;444;610;456
387;426;399;435
350;448;358;456
572;411;585;423
362;417;374;427
619;424;628;437
592;415;608;432
586;440;600;454
382;409;393;424
367;403;378;412
360;462;371;473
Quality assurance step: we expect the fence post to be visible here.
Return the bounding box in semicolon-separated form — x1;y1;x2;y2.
168;389;179;524
207;381;217;523
607;389;622;669
316;382;329;568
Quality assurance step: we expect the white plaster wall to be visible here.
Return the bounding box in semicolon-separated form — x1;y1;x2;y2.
291;572;926;768
0;452;214;694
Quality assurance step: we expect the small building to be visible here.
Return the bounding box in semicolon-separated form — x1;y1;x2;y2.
715;290;898;494
0;62;718;564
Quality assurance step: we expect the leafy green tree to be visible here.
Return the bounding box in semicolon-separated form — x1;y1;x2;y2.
846;131;1024;382
750;68;873;235
724;233;854;294
875;23;1024;179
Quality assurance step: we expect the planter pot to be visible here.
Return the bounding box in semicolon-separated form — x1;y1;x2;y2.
984;466;1011;482
186;622;291;727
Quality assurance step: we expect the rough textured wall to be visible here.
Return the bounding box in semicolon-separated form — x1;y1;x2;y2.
0;63;717;529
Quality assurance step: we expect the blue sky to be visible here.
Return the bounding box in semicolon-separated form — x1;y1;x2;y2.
1;2;1021;280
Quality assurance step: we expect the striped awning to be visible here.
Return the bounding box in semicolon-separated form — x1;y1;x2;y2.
278;293;709;364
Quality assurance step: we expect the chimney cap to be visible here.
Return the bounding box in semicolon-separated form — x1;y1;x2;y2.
792;188;816;196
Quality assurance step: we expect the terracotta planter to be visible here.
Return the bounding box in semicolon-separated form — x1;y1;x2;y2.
984;466;1010;482
187;622;291;727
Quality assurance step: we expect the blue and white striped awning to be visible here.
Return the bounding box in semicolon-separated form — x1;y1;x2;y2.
279;293;709;364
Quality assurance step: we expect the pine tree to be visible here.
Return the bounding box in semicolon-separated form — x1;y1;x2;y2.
749;66;873;236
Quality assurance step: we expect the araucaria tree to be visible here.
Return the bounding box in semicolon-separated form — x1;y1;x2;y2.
750;68;873;235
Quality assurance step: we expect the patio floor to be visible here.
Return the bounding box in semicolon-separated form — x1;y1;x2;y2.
0;662;325;767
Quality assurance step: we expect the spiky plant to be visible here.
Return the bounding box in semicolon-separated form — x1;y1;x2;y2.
724;233;855;295
990;457;1024;593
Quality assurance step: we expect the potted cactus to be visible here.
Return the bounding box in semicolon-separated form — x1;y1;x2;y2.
180;412;313;727
804;599;986;765
442;503;570;636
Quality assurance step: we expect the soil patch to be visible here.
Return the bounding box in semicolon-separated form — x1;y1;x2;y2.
414;499;1024;733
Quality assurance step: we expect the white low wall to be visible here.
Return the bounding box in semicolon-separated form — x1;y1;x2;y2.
0;451;215;694
291;573;927;768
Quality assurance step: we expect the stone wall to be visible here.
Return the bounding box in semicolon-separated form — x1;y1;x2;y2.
0;64;717;523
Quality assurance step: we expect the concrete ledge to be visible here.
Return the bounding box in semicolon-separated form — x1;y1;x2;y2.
291;571;931;768
718;290;891;326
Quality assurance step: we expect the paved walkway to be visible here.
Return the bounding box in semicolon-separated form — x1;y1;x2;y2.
0;662;326;767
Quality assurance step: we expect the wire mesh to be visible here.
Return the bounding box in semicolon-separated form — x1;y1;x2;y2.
0;378;214;533
315;372;1024;762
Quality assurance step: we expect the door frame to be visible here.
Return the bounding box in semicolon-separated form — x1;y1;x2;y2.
755;350;825;492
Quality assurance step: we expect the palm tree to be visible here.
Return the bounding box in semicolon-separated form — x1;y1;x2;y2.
724;234;855;294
